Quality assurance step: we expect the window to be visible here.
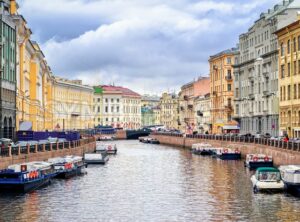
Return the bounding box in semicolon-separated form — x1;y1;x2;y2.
283;86;286;100
105;106;108;113
280;87;282;101
111;99;114;103
98;118;100;122
97;106;100;113
288;40;290;54
97;98;100;102
294;37;297;52
288;63;291;77
294;61;297;76
288;85;291;100
227;57;231;64
227;84;231;91
281;42;284;56
111;106;114;113
298;84;300;99
117;99;120;103
295;84;297;99
106;118;109;122
298;36;300;51
105;98;108;103
117;106;120;113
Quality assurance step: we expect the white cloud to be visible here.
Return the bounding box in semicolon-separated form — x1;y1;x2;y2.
18;0;279;93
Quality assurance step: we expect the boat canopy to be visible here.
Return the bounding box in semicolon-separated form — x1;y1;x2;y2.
256;167;280;173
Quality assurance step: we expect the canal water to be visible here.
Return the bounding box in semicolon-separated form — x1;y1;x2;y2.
0;140;300;222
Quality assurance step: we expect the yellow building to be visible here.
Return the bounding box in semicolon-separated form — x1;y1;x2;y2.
209;48;238;134
53;78;94;130
14;11;54;131
275;16;300;138
159;93;179;129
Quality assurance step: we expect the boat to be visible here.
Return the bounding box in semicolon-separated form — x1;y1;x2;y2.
0;161;57;192
244;154;273;169
191;143;212;155
279;165;300;195
84;152;109;164
251;167;284;193
139;137;159;144
96;143;117;155
214;148;241;160
48;156;86;179
97;135;114;141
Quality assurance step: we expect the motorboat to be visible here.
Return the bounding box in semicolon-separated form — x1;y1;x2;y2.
0;161;56;192
251;167;284;193
214;148;241;160
191;143;212;155
279;165;300;195
48;156;86;179
84;152;109;164
96;143;117;155
244;154;273;169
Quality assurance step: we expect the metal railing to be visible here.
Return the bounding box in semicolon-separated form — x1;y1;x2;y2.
0;137;96;158
152;132;300;152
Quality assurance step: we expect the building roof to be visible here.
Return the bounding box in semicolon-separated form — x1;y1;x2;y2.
193;77;210;97
99;85;141;98
142;95;160;102
209;47;238;60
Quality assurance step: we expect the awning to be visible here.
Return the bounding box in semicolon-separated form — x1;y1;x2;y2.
222;125;240;130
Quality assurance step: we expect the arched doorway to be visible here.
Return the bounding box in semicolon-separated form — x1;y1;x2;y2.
8;117;13;139
3;117;8;139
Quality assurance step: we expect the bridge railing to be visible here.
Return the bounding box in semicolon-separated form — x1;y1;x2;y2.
152;132;300;152
0;137;96;158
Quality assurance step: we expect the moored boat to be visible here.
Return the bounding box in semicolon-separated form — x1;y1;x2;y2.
97;135;115;141
0;161;56;192
96;143;117;155
214;148;241;160
139;137;160;144
48;156;86;179
279;165;300;195
191;143;212;155
244;154;273;169
84;152;109;164
251;167;284;193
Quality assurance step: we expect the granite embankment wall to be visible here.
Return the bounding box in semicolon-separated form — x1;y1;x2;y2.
0;138;96;170
151;134;300;166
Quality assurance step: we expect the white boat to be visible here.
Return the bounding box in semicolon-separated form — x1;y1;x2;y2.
98;135;114;141
48;156;86;178
244;154;273;169
96;143;117;154
251;167;284;193
84;153;109;164
191;143;212;155
213;148;241;160
279;165;300;195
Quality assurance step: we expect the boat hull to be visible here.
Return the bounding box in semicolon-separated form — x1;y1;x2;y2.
0;178;51;193
84;156;109;164
284;182;300;196
217;153;241;160
192;150;211;156
107;150;117;155
55;165;85;179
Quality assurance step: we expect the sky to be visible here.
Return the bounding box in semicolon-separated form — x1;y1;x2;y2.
18;0;278;95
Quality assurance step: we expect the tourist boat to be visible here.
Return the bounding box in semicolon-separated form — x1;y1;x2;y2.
244;154;273;169
97;135;114;141
279;165;300;195
84;152;109;164
139;137;160;144
96;143;118;155
251;167;284;193
48;156;86;179
191;143;212;155
0;161;57;192
214;148;241;160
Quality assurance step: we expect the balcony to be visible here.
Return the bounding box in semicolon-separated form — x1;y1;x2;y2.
225;75;233;81
234;97;242;102
183;95;189;101
197;111;203;116
188;104;193;109
248;75;254;82
262;71;269;78
248;93;255;100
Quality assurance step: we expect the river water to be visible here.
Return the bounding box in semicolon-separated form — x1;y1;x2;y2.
0;140;300;222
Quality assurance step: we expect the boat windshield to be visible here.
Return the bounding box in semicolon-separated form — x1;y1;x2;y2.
258;172;280;181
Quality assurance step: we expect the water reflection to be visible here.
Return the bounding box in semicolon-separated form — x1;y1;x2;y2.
0;140;299;221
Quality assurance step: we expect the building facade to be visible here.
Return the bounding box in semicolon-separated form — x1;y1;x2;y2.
0;0;17;139
275;14;300;137
141;95;160;127
179;82;194;132
159;93;179;129
234;0;300;137
94;85;141;129
210;49;238;134
194;93;211;134
53;78;94;130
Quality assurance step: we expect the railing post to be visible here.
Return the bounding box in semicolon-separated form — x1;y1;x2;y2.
69;141;71;149
8;146;11;157
43;144;46;152
50;143;53;151
63;142;65;149
18;145;21;155
292;142;294;151
27;144;30;154
35;144;38;153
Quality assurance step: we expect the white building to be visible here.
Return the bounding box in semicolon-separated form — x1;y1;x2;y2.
94;85;142;129
194;93;211;134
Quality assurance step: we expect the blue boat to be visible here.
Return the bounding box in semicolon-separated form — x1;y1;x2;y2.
0;162;57;193
48;156;86;179
214;148;241;160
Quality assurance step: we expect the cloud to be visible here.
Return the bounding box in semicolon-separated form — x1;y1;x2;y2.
18;0;279;94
